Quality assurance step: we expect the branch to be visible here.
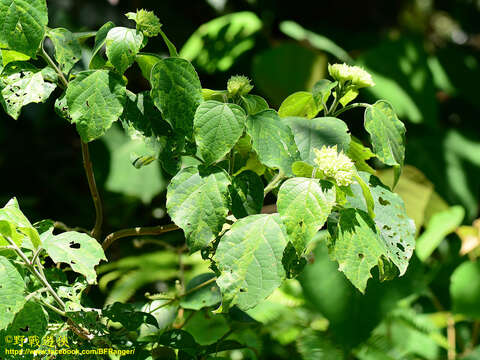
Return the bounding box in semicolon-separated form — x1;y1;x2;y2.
332;102;371;117
102;223;180;251
41;43;68;89
81;141;103;241
264;170;285;197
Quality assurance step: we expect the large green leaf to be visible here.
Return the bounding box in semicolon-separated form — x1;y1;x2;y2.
214;214;288;310
106;27;144;74
0;0;48;57
364;100;405;181
416;206;465;261
166;166;230;252
246;110;300;176
3;301;47;341
230;170;264;219
0;197;40;248
0;256;25;330
284;117;350;165
89;21;115;69
451;261;480;318
150;57;203;137
347;172;415;277
47;28;82;73
180;11;262;73
66;70;126;142
194;100;246;165
277;178;335;254
0;62;56;120
278;91;320;119
42;231;107;284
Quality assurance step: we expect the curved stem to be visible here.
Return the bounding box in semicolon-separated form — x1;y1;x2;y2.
264;170;285;197
102;223;180;251
332;102;371;117
81;141;103;241
41;43;68;89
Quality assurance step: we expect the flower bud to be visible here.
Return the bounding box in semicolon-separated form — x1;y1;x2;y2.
314;145;355;186
328;63;375;89
227;75;254;97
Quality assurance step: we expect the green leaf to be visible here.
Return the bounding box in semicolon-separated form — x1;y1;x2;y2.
451;261;480;318
0;256;25;330
0;0;48;57
415;206;465;261
347;172;416;278
246;110;300;176
278;92;320;119
0;49;30;66
159;329;199;353
364;100;406;184
277;178;335;254
240;94;269;115
150;58;203;137
135;52;161;81
347;136;376;174
42;231;107;284
194;100;246;164
0;62;56;120
47;28;82;73
312;79;337;105
353;173;375;219
103;302;158;330
106;27;144;74
180;12;262;73
0;197;40;248
291;161;316;178
214;214;288;310
284;116;350;165
183;311;230;346
4;301;47;340
89;21;115;69
180;273;221;310
166;166;230;252
66;70;126;142
230;170;264;219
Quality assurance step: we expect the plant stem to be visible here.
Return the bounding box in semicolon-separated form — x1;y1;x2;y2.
41;44;68;89
102;223;180;250
447;313;456;360
81;141;103;241
332;102;371;117
148;277;217;313
264;170;285;197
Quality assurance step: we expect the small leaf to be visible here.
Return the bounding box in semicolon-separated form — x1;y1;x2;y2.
230;170;264;219
0;256;26;330
240;94;269;115
246;110;300;176
416;206;465;261
47;28;82;73
0;197;40;249
291;161;316;178
150;58;203;137
451;261;480;318
277;178;335;254
159;329;199;353
194;100;246;165
103;302;158;330
312;79;337;105
278;91;320;119
0;0;48;57
0;62;56;120
347;136;376;174
66;70;126;142
180;273;221;310
284;116;350;165
106;27;144;74
364;100;406;184
42;231;107;284
135;52;161;80
166;166;230;252
214;214;288;310
89;21;115;69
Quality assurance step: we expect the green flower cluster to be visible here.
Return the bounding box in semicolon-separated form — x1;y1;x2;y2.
313;145;356;186
328;63;375;89
227;75;254;97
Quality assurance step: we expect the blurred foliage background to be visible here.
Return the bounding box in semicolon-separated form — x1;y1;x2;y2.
2;0;480;358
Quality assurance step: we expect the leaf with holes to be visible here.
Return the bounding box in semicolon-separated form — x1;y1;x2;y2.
150;57;203;137
42;231;107;284
346;172;415;277
47;28;82;73
3;301;47;341
106;27;144;74
0;62;56;120
194;100;246;165
0;256;26;330
214;214;288;310
66;70;126;142
246;110;300;176
277;178;335;254
0;0;48;57
166;166;230;252
284;116;350;165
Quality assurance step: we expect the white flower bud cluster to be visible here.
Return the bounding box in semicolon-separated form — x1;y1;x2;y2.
313;145;356;186
328;63;375;89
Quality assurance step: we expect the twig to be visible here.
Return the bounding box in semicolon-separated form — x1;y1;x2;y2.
81;141;103;241
447;313;456;360
41;43;68;88
332;102;371;117
102;224;179;250
264;170;285;197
